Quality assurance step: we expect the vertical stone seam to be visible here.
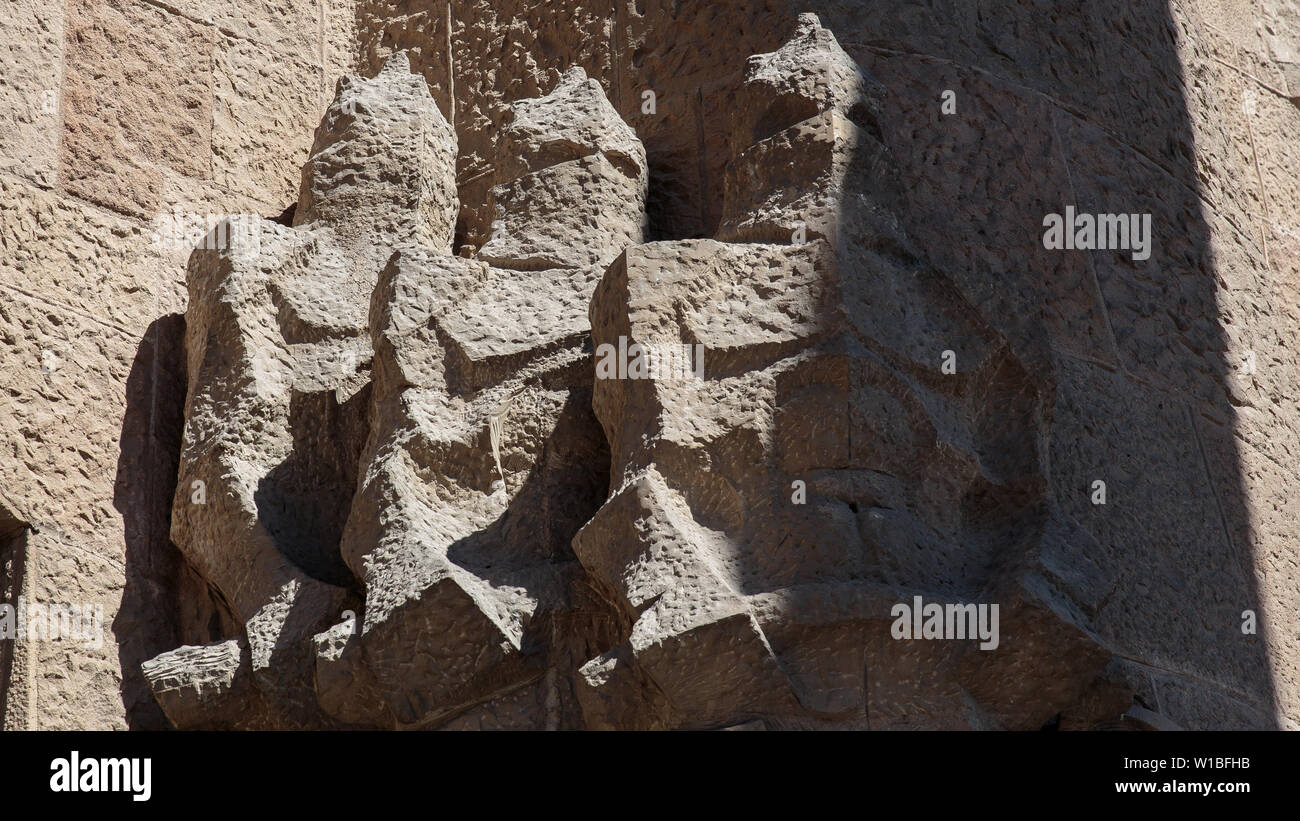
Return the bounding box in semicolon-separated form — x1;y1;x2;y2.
1223;44;1272;284
1186;404;1250;590
446;1;455;129
1049;104;1124;375
695;86;708;236
610;0;622;112
208;28;215;183
56;0;70;190
319;0;327;107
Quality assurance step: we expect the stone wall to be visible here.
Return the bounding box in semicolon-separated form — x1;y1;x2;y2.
4;0;1300;729
1;0;357;730
350;0;1300;730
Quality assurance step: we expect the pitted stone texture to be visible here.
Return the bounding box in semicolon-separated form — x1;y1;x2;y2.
312;616;395;727
480;154;647;271
140;640;263;731
158;218;356;728
60;0;216;217
718;16;894;247
145;54;460;729
574;16;1125;730
480;68;648;271
213;40;325;208
336;247;612;727
160;0;319;67
323;70;642;728
497;66;647;181
573;468;803;727
732;13;886;149
296;52;459;271
15;0;1293;730
440;266;597;363
0;0;64;188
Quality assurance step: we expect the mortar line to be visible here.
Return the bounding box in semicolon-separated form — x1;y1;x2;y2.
1229;43;1272;290
30;530;127;572
1209;55;1291;100
0;281;137;338
1048;346;1298;475
1185;403;1249;588
3;173;283;238
136;0;316;57
1115;652;1274;720
1048;105;1124;375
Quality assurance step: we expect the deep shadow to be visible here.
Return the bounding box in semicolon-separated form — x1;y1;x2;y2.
256;386;371;590
438;384;620;725
444;387;610;582
359;0;1277;728
583;0;1277;731
270;202;297;226
112;313;189;729
0;505;30;726
114;313;244;729
796;0;1277;727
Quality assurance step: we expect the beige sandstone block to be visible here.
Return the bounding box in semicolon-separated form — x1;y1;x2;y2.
161;0;319;68
60;0;215;217
0;0;64;188
213;38;325;207
0;175;166;333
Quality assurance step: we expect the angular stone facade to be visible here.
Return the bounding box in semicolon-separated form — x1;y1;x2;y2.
3;0;1300;730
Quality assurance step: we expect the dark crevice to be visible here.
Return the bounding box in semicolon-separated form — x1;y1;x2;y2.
255;386;371;591
0;509;30;728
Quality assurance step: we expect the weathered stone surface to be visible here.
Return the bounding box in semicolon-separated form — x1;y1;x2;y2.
479;153;646;270
6;0;1300;732
140;639;260;730
480;67;647;269
0;0;64;188
137;52;634;729
730;13;885;150
323;0;360;96
213;40;325;208
61;0;216;217
162;0;320;68
2;0;365;731
158;215;356;727
571;15;1126;731
312;616;393;726
143;53;459;728
330;68;639;728
296;51;459;269
496;66;647;181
